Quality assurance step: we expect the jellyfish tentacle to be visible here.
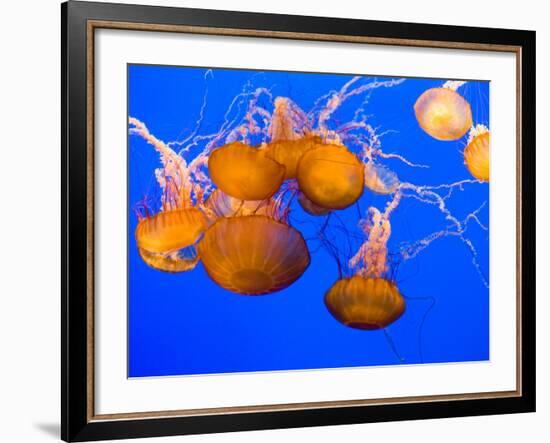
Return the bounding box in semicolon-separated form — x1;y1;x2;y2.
383;328;405;363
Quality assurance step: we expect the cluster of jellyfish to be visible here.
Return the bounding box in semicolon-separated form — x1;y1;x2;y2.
130;75;489;359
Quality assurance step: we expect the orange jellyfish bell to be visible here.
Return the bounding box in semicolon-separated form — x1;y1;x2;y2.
464;126;490;182
264;136;321;180
325;276;405;330
198;215;310;295
364;162;399;195
298;192;331;216
208;142;285;201
297;144;364;210
135;208;208;254
138;246;199;273
414;87;473;141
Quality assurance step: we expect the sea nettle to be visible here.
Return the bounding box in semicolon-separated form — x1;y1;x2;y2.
198;215;310;295
325;276;405;330
297;144;364;210
414;87;472;141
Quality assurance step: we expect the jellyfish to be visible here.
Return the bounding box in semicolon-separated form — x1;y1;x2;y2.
364;161;399;195
208;141;286;201
135;208;208;254
297;144;364;210
464;125;490;182
414;86;473;141
198;215;310;295
325;276;405;330
130;118;213;272
138;246;199;273
324;206;405;330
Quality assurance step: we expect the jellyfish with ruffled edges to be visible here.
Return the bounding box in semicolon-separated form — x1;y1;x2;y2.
324;206;405;330
130;117;210;273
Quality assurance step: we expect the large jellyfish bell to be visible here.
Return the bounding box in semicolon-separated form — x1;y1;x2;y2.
208;142;286;201
198;215;310;295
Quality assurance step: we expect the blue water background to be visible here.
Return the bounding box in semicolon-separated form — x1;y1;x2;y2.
128;65;490;377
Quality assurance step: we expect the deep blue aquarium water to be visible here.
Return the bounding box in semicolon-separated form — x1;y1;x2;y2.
128;64;489;378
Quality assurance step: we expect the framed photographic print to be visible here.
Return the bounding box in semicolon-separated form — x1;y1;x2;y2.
61;1;536;441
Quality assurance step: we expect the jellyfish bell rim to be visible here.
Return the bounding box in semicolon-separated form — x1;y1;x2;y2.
207;142;286;201
324;276;406;330
138;246;200;273
197;214;311;296
203;188;278;220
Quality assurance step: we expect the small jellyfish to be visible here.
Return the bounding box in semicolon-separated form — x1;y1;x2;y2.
135;208;208;254
325;276;405;330
198;215;310;295
208;142;286;201
414;87;473;141
464;125;490;182
297;144;364;210
298;192;331;216
364;161;399;195
138;246;199;273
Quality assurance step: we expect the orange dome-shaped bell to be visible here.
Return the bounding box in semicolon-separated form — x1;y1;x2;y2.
414;87;473;141
198;215;310;295
138;246;199;273
135;208;207;254
464;130;490;182
325;276;405;330
208;142;285;201
297;145;364;210
264;136;320;179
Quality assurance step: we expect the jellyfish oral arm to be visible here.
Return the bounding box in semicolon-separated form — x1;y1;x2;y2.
442;80;467;91
349;206;392;279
